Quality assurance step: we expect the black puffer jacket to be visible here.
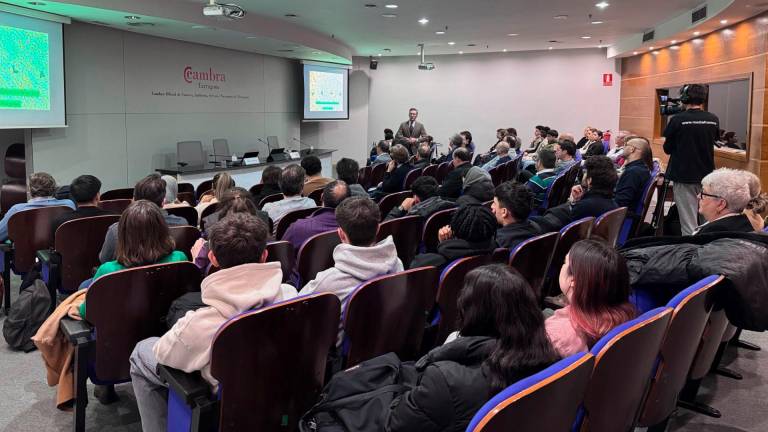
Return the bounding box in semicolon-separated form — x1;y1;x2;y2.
409;238;496;271
621;232;768;331
385;336;496;432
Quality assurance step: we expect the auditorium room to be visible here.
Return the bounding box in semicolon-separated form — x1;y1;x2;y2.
0;0;767;431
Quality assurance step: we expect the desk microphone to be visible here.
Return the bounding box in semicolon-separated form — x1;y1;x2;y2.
292;137;313;153
257;137;272;153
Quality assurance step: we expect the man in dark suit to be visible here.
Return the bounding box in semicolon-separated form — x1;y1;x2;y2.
438;147;472;200
694;168;754;235
50;175;114;239
395;107;429;153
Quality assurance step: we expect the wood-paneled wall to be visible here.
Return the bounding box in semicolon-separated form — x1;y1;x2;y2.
620;13;768;188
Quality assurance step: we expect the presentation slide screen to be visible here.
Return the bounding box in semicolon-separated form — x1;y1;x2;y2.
302;63;349;120
0;11;65;128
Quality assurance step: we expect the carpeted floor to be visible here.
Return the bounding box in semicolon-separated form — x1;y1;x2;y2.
0;279;765;431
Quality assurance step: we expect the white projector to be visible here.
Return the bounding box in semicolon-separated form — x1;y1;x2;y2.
203;3;246;19
418;62;436;71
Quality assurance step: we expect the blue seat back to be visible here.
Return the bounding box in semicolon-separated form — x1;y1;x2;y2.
467;353;594;432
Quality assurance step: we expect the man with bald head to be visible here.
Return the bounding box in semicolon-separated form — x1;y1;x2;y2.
615;136;652;213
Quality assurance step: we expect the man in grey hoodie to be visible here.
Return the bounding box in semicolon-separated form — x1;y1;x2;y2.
300;196;403;346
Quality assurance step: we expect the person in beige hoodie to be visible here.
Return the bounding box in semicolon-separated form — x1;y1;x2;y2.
129;213;296;432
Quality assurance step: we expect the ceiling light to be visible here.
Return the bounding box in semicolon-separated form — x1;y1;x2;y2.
378;53;382;56
503;49;508;52
418;17;429;25
554;15;568;20
652;51;659;55
693;31;701;36
723;29;734;35
124;15;141;20
448;41;456;45
193;25;208;29
595;2;610;9
720;19;728;24
507;33;519;36
382;13;397;18
591;20;604;24
435;31;445;35
548;46;553;50
313;51;321;54
670;45;680;50
458;51;464;54
385;4;398;8
670;40;677;44
649;46;654;50
581;36;592;39
633;51;638;55
693;38;704;44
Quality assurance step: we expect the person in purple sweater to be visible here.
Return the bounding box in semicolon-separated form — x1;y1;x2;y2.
282;180;351;251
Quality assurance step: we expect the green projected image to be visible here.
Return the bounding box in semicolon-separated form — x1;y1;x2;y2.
0;24;50;110
308;70;343;112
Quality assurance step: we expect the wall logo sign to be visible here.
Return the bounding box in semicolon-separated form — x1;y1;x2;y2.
184;66;227;89
603;73;613;87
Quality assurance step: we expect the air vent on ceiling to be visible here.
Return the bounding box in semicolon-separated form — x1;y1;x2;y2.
547;40;563;43
642;30;655;42
692;6;707;23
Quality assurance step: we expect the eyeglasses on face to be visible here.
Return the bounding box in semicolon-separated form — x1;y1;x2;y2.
698;191;723;201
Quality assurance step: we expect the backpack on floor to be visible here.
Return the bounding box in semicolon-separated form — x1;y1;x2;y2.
298;352;417;432
3;279;51;352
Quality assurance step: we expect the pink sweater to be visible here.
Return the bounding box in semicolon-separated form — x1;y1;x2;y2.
545;306;590;357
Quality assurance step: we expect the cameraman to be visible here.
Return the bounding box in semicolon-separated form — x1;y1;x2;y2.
663;84;719;236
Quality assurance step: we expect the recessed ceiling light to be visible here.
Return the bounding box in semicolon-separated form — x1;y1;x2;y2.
378;53;382;56
633;51;638;55
124;15;141;20
670;45;680;50
693;31;701;36
418;17;429;25
591;20;604;24
652;51;659;55
313;51;321;54
649;46;654;50
693;38;704;44
595;1;610;9
671;40;677;43
458;51;464;54
435;31;445;35
193;25;208;29
507;33;519;36
503;49;508;52
554;15;568;20
385;4;398;8
720;19;728;24
285;13;298;18
548;46;553;50
448;41;456;45
581;36;592;39
723;29;734;35
382;13;397;18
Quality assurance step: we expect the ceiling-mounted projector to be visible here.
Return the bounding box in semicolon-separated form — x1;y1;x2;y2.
203;2;246;19
417;43;435;71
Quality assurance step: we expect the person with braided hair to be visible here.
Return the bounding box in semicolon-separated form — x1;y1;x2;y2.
410;204;497;270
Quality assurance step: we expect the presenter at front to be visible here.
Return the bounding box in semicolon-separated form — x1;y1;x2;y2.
395;108;428;154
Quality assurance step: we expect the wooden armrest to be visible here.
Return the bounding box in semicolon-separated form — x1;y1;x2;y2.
158;365;214;406
59;318;92;344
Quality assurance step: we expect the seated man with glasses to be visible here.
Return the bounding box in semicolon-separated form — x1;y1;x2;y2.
694;168;754;235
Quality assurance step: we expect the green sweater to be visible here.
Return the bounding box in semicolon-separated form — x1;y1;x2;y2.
79;250;188;319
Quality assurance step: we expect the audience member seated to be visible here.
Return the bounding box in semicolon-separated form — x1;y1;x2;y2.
0;172;75;241
250;165;282;207
335;158;368;198
386;264;559;431
130;213;296;432
526;125;549;154
371;141;392;166
385;176;456;220
456;166;495;207
380;144;413;194
301;155;334;196
50;175;112;240
460;130;476;154
410;204;497;270
192;188;268;274
99;174;187;263
694;168;754;235
580;128;605;157
195;172;235;218
261;164;316;228
485;128;508;157
606;130;632;167
438;147;473;200
741;170;768;230
283;181;350;251
80;200;188;319
507;127;523;151
525;149;558;208
576;126;591;149
532;156;618;232
540;129;559;153
436;133;465;164
546;239;636;356
492;182;541;249
614;137;652;214
412;143;433;170
161;175;191;209
481;141;512;171
200;187;269;230
300;197;403;346
553;139;578;175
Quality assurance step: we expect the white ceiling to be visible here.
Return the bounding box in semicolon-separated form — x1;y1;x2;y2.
2;0;764;61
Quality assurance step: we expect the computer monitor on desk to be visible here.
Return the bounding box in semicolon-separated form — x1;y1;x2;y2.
267;148;288;162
